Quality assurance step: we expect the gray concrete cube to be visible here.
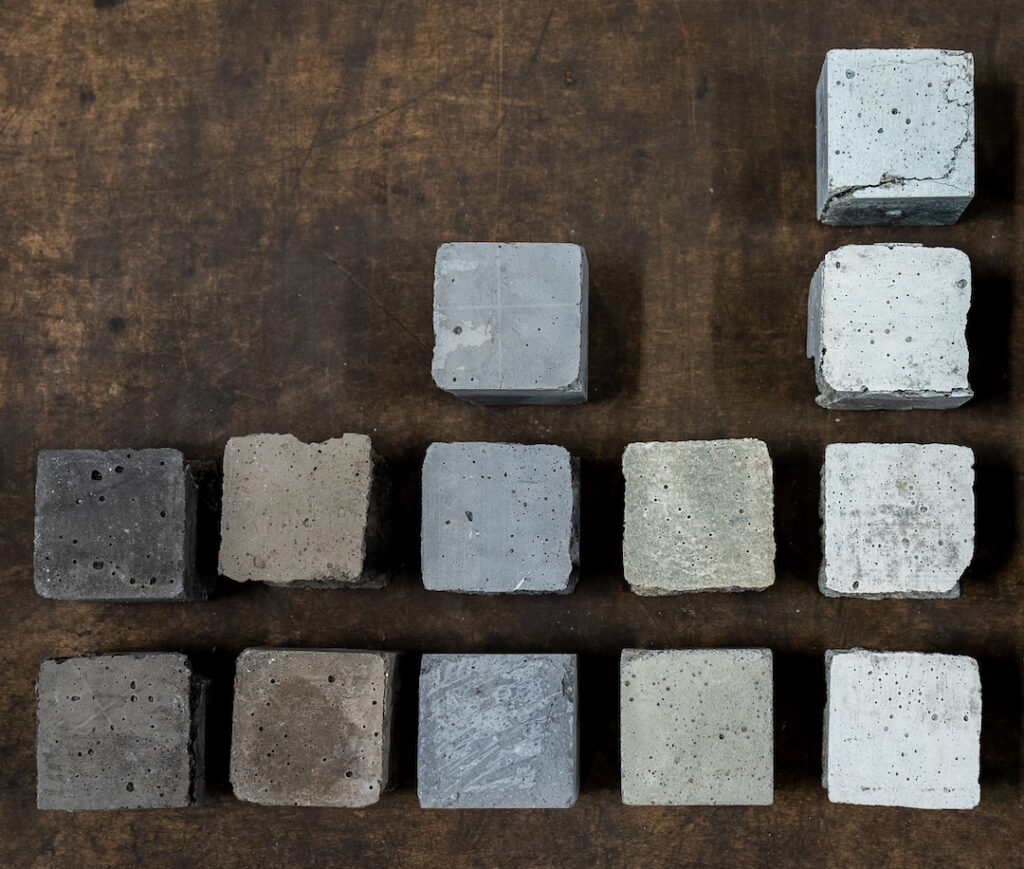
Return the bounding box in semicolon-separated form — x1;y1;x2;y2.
431;242;588;404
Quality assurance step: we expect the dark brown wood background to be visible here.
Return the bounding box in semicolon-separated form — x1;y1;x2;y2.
1;1;1022;866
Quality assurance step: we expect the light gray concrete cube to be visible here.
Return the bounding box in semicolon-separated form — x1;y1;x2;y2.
807;244;972;409
821;443;974;598
417;653;578;808
421;442;579;594
816;49;974;225
431;242;588;404
620;649;773;806
824;650;981;809
622;440;775;594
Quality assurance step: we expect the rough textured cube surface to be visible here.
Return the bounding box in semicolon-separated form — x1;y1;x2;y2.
421;442;579;594
824;650;981;809
417;653;578;808
37;653;207;810
821;443;974;598
34;449;201;601
620;649;773;806
622;440;775;594
219;433;388;588
431;242;588;404
807;244;972;409
816;49;974;225
230;648;398;807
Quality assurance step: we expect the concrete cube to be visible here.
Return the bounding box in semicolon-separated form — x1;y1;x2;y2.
421;442;579;594
816;49;974;225
622;440;775;594
821;443;974;598
230;648;398;807
824;649;981;808
417;653;578;808
431;242;588;404
36;653;207;810
620;649;773;805
218;433;388;588
34;449;202;601
807;244;972;409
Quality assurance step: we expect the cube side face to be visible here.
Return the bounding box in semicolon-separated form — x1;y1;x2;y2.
824;650;981;808
620;649;773;806
417;653;578;809
622;440;775;594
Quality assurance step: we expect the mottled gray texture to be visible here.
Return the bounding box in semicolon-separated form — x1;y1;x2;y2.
417;653;578;809
431;242;588;404
34;449;202;601
421;442;579;594
36;653;207;811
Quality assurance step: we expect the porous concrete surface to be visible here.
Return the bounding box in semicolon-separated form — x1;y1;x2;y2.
218;433;388;588
622;440;775;594
417;653;578;808
37;653;207;810
620;649;773;806
34;449;202;601
824;649;981;809
230;648;398;807
820;443;974;598
421;442;579;594
807;244;972;409
816;49;974;225
431;242;588;404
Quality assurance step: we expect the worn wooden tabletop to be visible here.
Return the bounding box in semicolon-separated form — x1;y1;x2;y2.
1;1;1022;866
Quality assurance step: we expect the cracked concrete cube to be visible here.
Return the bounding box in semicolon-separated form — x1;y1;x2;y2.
34;449;203;601
230;648;398;807
824;650;981;809
37;653;207;810
816;49;974;225
421;442;579;594
431;242;588;404
417;653;578;808
620;649;773;806
219;433;388;588
622;440;774;594
820;443;974;598
807;244;972;409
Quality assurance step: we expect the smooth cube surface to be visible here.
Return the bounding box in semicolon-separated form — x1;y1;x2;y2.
34;449;201;601
622;440;775;594
417;653;578;808
421;442;579;594
816;49;974;225
821;443;974;598
807;244;972;409
824;650;981;808
37;653;206;810
431;242;588;404
620;649;773;806
230;648;398;807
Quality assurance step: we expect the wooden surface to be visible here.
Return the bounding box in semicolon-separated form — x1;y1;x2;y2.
1;1;1022;866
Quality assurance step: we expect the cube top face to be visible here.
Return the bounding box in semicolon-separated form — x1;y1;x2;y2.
821;443;975;598
37;653;200;810
808;244;972;409
817;49;974;225
824;650;981;809
230;649;397;807
34;449;199;601
431;242;588;404
622;439;775;594
620;649;773;806
417;653;578;809
421;442;579;594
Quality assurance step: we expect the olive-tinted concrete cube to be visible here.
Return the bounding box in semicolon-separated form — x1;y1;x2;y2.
36;653;207;810
34;449;202;601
